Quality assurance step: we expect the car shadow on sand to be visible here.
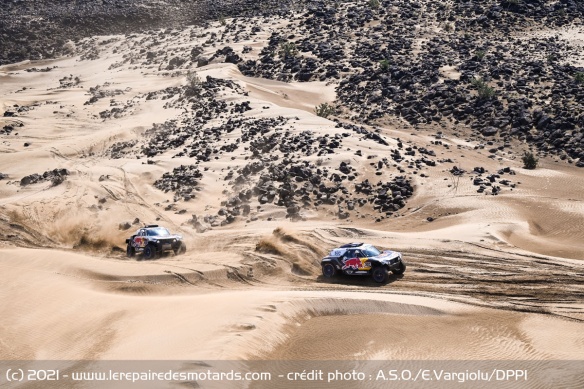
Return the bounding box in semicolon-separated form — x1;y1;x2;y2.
134;251;179;261
316;272;405;287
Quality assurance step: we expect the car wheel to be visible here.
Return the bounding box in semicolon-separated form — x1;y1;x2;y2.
322;263;337;279
372;266;389;283
393;261;406;275
126;244;135;258
143;244;157;260
174;242;186;255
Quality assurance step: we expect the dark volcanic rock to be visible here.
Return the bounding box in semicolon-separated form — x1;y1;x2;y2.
154;165;202;202
0;0;310;65
20;168;69;187
3;1;583;161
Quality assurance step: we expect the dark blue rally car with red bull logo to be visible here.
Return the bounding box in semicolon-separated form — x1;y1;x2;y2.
125;225;186;260
321;243;406;283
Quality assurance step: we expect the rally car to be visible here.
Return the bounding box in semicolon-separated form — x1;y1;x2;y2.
320;243;406;283
125;225;186;259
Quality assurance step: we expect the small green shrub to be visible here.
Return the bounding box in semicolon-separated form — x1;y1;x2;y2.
279;42;298;59
471;77;496;100
522;151;539;170
575;72;584;84
475;50;486;61
546;54;557;64
379;59;390;71
315;103;335;118
369;0;380;9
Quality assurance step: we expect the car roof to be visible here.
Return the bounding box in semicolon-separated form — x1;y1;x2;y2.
339;242;364;248
134;226;170;234
338;242;373;249
328;243;375;257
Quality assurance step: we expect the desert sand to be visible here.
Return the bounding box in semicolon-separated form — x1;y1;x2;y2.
0;3;583;388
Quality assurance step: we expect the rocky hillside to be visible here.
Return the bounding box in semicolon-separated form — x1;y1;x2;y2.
0;0;303;65
235;0;584;164
2;0;584;165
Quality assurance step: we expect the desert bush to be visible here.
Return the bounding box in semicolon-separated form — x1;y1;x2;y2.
475;50;486;60
546;54;557;64
185;70;203;97
575;72;584;84
369;0;380;9
314;102;335;118
471;77;496;100
379;59;390;71
522;151;539;169
62;41;76;55
279;42;298;59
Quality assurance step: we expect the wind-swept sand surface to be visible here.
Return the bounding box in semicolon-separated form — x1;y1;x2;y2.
1;248;583;362
1;1;583;372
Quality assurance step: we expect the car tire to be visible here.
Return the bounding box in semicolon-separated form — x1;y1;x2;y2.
372;266;389;283
393;261;406;275
322;263;337;279
126;244;135;258
143;243;158;260
174;242;186;255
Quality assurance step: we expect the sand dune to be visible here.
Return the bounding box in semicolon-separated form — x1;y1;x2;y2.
1;247;582;363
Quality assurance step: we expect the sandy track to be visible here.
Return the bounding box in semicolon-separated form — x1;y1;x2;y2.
1;246;583;362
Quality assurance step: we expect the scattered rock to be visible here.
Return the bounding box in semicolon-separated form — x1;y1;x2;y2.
20;169;69;187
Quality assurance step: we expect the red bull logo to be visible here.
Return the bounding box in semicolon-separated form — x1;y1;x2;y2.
133;236;146;248
342;257;363;270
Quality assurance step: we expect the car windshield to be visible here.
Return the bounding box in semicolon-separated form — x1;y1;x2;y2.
363;246;381;257
146;227;171;236
329;248;347;257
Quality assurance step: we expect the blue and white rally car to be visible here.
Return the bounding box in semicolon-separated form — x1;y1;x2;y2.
125;225;186;260
320;243;406;283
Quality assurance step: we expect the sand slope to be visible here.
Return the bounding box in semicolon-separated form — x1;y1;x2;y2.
1;248;583;362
